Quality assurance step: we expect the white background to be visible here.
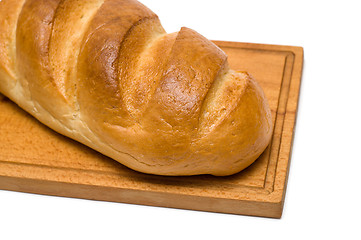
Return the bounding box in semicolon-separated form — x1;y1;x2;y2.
1;0;361;239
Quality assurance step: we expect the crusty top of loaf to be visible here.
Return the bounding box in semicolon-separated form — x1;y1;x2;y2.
0;0;272;176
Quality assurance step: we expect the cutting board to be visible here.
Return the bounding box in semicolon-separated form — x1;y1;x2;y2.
0;41;303;218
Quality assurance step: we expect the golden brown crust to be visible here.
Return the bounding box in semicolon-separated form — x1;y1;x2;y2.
0;0;26;86
16;0;70;122
49;0;105;105
0;0;273;176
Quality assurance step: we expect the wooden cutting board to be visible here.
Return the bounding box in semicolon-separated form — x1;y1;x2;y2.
0;41;303;218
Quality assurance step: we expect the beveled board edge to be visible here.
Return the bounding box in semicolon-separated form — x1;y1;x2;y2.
0;175;284;218
277;44;303;216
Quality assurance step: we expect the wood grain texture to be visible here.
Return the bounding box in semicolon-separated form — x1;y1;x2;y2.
0;41;303;218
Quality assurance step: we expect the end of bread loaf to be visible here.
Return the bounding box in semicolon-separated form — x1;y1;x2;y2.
0;0;272;176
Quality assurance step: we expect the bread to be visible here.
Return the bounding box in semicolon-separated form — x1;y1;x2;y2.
0;0;272;176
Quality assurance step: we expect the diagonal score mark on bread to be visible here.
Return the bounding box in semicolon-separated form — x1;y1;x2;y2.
0;0;273;176
49;0;105;109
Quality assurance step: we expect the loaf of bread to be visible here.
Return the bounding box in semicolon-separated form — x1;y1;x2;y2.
0;0;272;176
